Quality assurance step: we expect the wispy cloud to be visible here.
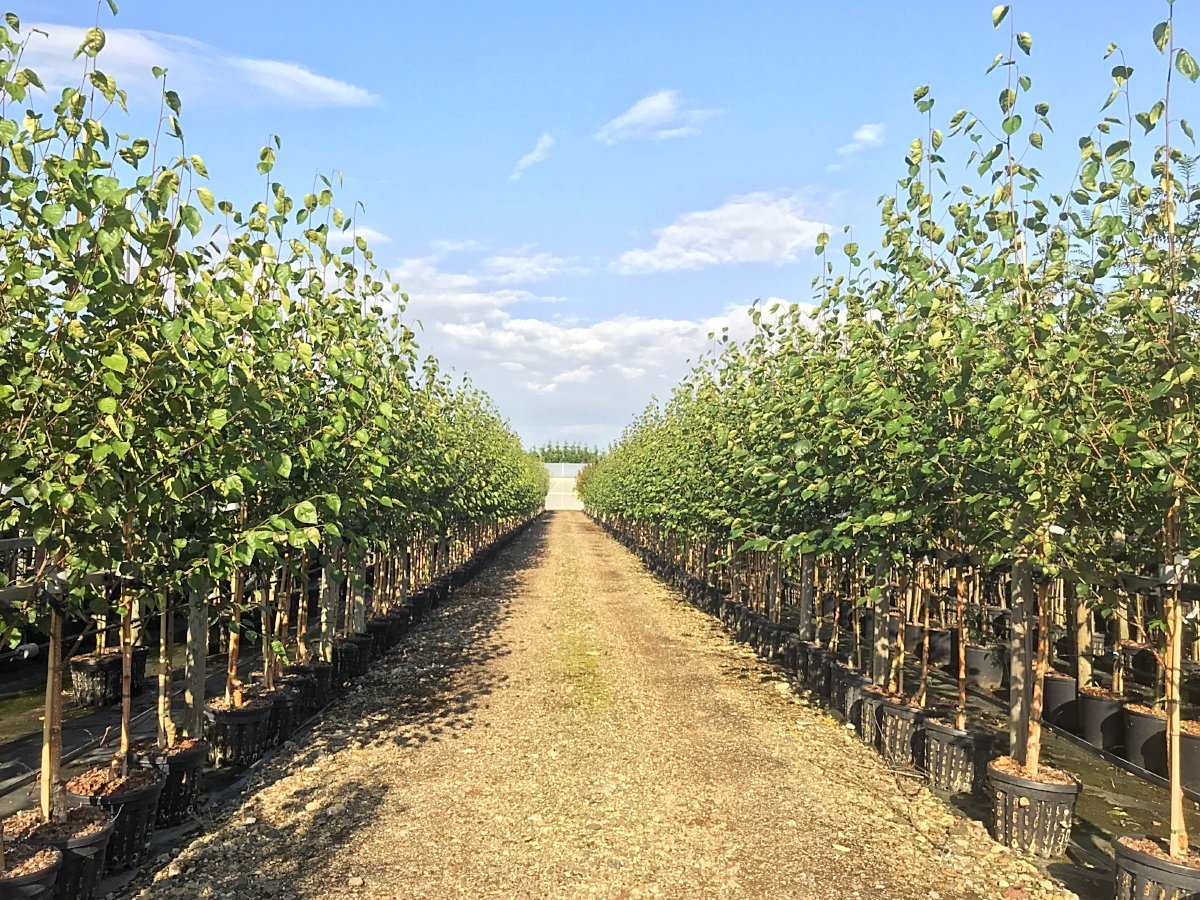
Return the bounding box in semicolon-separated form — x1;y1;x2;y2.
24;22;379;107
510;132;555;180
615;192;830;274
595;90;721;144
328;226;392;247
837;122;886;156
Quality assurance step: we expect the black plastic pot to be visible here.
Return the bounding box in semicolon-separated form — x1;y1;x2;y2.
1182;730;1200;794
0;848;61;900
903;623;923;656
985;760;1081;858
842;671;869;725
1042;673;1078;733
204;702;272;767
330;639;360;688
139;740;208;827
927;628;951;666
1123;644;1159;687
67;653;122;708
279;672;317;720
46;815;114;900
880;700;924;768
1123;705;1167;777
347;633;374;677
795;642;813;684
1114;835;1200;899
1078;690;1124;753
859;689;886;748
286;661;331;709
366;618;393;655
264;687;300;747
921;718;977;794
965;643;1007;693
67;776;164;874
807;647;828;698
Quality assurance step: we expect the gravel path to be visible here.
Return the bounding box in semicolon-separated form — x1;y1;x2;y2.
133;512;1073;900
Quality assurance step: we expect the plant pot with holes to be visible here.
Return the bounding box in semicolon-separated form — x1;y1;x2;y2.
985;757;1081;858
1123;703;1168;777
879;698;926;769
330;639;360;688
136;738;209;827
859;685;886;749
204;695;272;767
279;671;318;720
4;806;113;900
67;650;122;708
1077;685;1124;753
0;841;61;900
366;617;394;655
808;647;830;703
1114;836;1200;899
286;660;331;709
842;670;869;726
1041;672;1078;733
65;767;164;874
921;717;979;794
927;627;952;665
346;633;374;676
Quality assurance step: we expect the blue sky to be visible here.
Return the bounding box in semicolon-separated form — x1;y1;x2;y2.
13;1;1190;446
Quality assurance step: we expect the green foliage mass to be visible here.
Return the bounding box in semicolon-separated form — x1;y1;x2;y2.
0;14;545;646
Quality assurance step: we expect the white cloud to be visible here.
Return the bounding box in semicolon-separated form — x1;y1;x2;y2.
482;251;567;284
387;243;815;445
837;122;886;156
510;132;555;180
595;90;721;144
24;23;378;107
328;226;391;247
615;192;830;274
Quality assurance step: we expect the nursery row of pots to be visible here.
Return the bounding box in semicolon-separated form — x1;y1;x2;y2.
0;517;534;900
603;520;1200;900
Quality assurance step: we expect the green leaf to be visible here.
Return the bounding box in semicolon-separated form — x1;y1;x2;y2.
1029;131;1043;149
1002;115;1022;135
294;500;319;525
1016;32;1032;55
207;408;229;431
180;205;202;237
196;186;215;213
73;26;105;59
992;5;1009;28
98;397;117;415
1176;48;1199;82
100;351;128;374
1154;21;1171;54
40;203;65;226
271;351;291;373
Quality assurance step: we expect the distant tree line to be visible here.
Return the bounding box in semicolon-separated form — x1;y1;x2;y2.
536;442;604;464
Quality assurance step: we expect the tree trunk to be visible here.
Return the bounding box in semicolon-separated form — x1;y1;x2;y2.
157;595;175;749
184;578;209;738
917;569;931;708
40;605;63;822
955;570;968;731
1072;582;1092;688
1024;580;1051;777
872;559;890;686
1010;560;1033;765
118;601;133;777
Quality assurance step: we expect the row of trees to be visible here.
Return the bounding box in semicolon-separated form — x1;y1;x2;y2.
580;1;1198;875
535;442;604;464
0;9;546;874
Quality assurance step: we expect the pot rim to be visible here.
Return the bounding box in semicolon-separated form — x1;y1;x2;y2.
0;846;62;885
1115;835;1200;881
985;759;1082;796
67;773;164;805
923;718;972;739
